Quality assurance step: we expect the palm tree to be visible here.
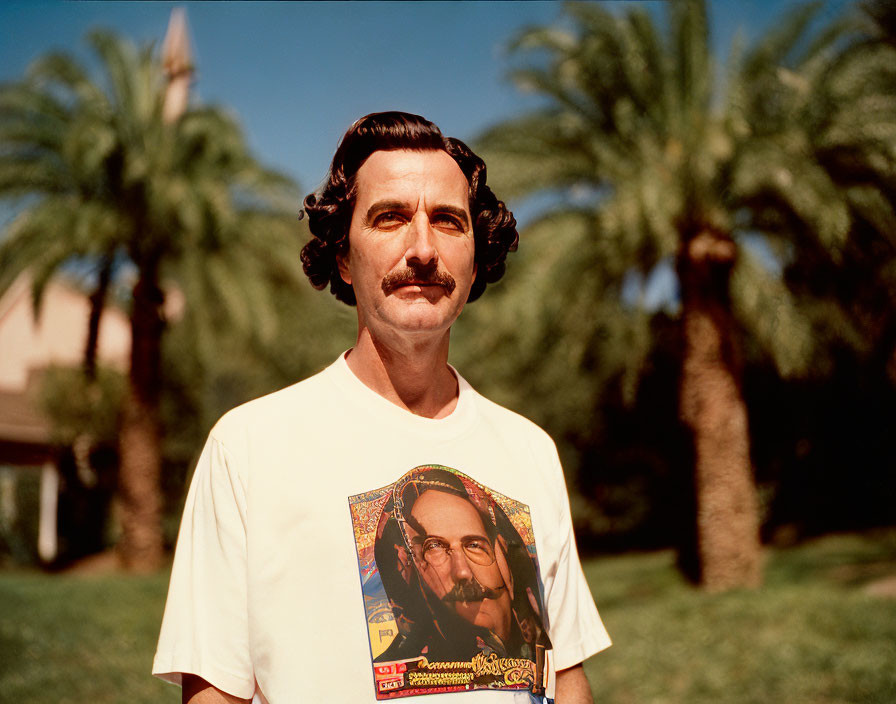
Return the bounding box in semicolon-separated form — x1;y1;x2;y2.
783;0;896;378
0;30;300;571
475;0;893;590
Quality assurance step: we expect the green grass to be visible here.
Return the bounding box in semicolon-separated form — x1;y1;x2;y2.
0;570;172;703
1;531;895;703
583;531;896;704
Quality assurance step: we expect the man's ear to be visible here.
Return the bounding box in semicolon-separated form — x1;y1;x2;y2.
337;252;352;285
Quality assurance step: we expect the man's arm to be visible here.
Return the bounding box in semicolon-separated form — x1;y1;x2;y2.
182;675;252;704
555;664;594;704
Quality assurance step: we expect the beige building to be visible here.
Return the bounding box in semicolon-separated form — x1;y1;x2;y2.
0;273;130;562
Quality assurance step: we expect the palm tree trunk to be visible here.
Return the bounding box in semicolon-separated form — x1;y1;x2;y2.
677;230;762;591
118;259;165;572
84;257;113;381
76;257;114;506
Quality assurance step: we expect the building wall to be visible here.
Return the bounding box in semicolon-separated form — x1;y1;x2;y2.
0;273;130;394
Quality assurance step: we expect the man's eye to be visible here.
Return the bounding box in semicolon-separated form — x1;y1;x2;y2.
433;215;463;231
374;212;405;227
423;538;449;553
464;539;488;553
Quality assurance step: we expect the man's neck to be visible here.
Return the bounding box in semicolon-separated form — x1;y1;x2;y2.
345;328;459;419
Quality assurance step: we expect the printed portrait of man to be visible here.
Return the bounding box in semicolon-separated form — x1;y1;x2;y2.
373;465;552;671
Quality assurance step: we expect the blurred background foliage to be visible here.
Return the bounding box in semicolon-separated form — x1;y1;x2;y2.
453;0;896;571
0;24;309;569
0;0;894;587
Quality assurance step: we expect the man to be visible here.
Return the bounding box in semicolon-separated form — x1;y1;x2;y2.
154;112;610;704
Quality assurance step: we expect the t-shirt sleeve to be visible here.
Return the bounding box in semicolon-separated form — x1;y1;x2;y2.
152;430;256;700
542;450;612;671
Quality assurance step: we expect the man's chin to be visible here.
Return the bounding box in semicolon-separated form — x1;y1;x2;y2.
376;300;464;333
456;608;510;646
452;600;495;626
451;595;511;641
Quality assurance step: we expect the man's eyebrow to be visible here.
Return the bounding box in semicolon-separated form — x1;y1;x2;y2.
364;200;409;224
433;205;470;229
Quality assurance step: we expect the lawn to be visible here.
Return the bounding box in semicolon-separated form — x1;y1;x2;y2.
582;531;896;704
1;531;894;703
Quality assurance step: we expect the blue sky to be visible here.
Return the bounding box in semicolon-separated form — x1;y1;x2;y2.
1;0;855;198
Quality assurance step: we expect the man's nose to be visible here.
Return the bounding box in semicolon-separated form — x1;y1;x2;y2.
404;215;438;266
448;545;473;581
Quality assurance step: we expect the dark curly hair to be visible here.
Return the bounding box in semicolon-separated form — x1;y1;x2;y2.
301;111;518;305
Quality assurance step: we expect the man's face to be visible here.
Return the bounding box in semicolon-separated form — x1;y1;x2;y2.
407;490;513;645
337;149;476;337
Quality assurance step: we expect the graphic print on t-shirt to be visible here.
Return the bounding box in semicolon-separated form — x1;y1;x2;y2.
349;465;553;700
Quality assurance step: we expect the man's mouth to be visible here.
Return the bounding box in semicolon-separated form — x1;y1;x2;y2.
442;580;505;604
382;267;456;296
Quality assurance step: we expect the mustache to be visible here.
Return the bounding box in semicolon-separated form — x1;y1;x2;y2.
381;266;456;296
442;579;505;604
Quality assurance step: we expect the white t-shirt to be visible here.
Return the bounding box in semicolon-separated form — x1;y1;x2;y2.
153;354;610;703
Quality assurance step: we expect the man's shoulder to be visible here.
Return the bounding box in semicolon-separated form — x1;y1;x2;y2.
210;361;338;440
463;376;556;448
